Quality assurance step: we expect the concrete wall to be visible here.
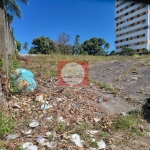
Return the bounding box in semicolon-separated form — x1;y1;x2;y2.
0;0;16;102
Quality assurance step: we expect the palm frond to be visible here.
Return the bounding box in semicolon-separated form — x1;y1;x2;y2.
16;0;29;5
6;0;22;18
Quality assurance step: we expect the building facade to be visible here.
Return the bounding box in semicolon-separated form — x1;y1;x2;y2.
115;0;150;53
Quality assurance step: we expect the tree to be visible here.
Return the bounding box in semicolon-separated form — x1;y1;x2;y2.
5;0;28;19
23;42;28;50
28;36;59;54
72;35;83;55
109;50;116;56
56;32;71;54
16;40;21;52
81;37;109;55
119;47;134;56
142;48;149;55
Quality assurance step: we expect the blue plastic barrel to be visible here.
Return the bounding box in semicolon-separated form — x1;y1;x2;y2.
14;75;36;92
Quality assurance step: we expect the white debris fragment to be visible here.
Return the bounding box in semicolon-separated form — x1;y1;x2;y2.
21;129;32;135
87;130;99;135
41;101;53;110
57;98;62;102
37;136;46;146
22;142;38;150
97;140;106;149
94;118;101;122
29;120;39;128
35;94;44;103
46;141;57;149
58;117;65;122
6;134;19;140
120;112;127;116
37;136;56;148
89;148;97;150
45;131;52;136
91;138;96;142
46;116;53;121
12;103;21;109
70;134;83;147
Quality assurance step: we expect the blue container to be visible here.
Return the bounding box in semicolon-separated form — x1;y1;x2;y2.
10;68;34;79
14;76;36;92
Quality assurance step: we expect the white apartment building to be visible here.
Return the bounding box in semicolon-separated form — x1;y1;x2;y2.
115;0;150;53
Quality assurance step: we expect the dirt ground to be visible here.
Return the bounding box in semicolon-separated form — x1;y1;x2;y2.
2;56;150;150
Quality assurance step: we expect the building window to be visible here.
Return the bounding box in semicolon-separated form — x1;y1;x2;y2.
144;26;148;29
126;6;128;9
131;37;133;40
143;12;146;15
137;14;140;17
131;17;133;20
137;49;139;52
137;21;140;24
143;34;145;37
137;35;139;38
137;7;140;10
131;10;135;13
131;3;135;6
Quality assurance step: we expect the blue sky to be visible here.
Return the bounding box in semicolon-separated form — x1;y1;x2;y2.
12;0;115;54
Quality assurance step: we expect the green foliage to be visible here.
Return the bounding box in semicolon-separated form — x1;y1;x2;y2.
16;40;21;52
6;13;13;24
11;50;19;71
0;58;4;70
0;111;15;139
5;0;28;19
109;50;116;56
99;131;110;137
23;42;28;50
133;53;140;58
112;110;143;136
142;48;149;55
119;47;134;56
57;33;71;55
72;35;83;55
81;37;109;55
29;36;59;54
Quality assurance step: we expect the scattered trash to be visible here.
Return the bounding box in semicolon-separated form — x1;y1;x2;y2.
58;117;65;123
10;68;34;79
45;131;52;136
94;118;101;122
14;76;36;92
35;94;44;103
29;120;39;128
97;140;106;149
89;148;97;150
46;116;53;121
22;142;38;150
36;136;57;148
91;138;96;142
21;129;32;135
12;103;21;109
41;101;53;110
70;134;83;147
6;134;19;140
120;112;127;116
57;98;62;102
36;136;46;146
98;97;103;103
86;130;99;135
46;141;57;149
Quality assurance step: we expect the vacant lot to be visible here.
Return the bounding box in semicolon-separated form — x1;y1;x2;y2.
1;54;150;150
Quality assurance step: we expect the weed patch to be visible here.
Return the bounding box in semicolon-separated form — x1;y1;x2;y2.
0;111;15;139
